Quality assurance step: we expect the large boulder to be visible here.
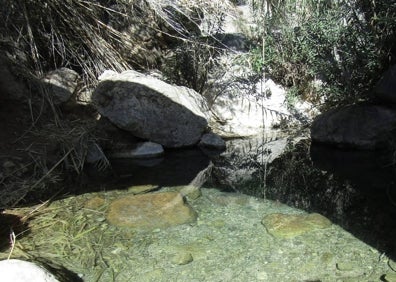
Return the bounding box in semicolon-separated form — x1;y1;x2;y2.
209;77;293;138
92;70;210;148
206;51;317;138
311;104;396;149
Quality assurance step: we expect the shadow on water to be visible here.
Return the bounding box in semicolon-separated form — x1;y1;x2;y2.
83;147;211;191
310;144;396;260
209;136;396;260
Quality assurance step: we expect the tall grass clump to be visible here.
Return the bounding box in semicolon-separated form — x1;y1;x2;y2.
0;0;136;84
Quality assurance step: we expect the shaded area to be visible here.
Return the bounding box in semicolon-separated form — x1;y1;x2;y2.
0;212;29;252
310;144;396;259
83;147;211;191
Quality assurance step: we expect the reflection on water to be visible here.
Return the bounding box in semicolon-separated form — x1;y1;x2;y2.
84;148;211;190
209;133;396;260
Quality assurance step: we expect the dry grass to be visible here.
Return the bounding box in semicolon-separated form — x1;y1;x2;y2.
1;0;133;84
0;119;108;208
0;191;142;281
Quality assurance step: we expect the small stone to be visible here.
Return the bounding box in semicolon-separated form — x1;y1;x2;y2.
143;268;165;280
171;252;193;265
199;133;226;150
256;271;268;280
210;219;226;228
321;252;335;265
261;212;332;238
336;262;355;271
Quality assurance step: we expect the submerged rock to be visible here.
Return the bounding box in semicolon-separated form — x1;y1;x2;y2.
84;196;106;209
106;192;197;229
261;213;331;238
383;272;396;282
171;251;194;265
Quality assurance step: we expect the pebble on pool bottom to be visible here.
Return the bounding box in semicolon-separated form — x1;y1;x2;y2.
261;212;332;238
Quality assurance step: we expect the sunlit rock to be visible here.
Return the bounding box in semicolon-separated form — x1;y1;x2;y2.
261;213;331;239
107;192;197;229
209;77;293;138
0;259;59;282
92;70;210;148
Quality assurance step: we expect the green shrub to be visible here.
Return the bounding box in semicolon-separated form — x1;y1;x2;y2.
250;0;396;107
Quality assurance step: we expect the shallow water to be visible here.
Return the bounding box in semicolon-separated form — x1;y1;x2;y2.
2;131;396;281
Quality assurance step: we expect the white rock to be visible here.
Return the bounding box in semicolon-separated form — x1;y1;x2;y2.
0;259;59;282
210;78;292;137
98;70;118;81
